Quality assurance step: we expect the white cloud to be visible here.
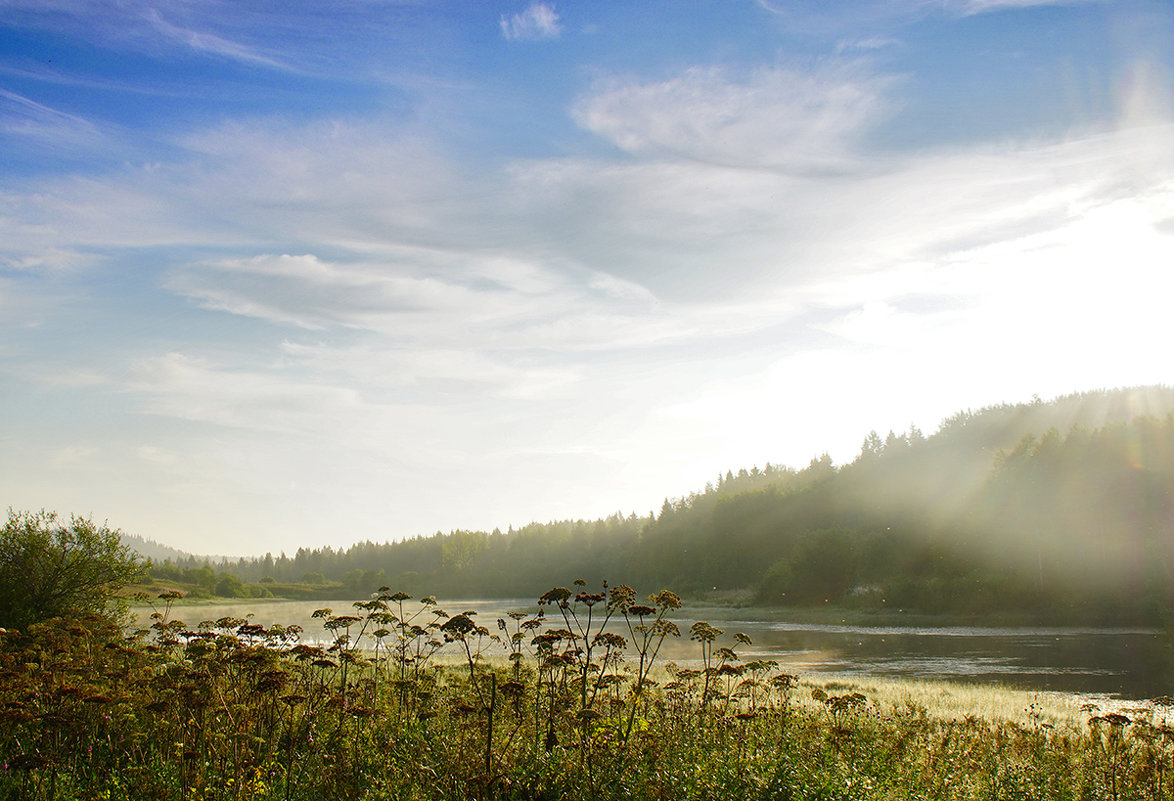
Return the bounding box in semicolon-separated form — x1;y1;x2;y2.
170;253;487;332
37;368;111;388
278;341;583;401
136;445;178;466
587;272;660;304
0;119;477;263
0;87;102;149
947;0;1107;14
0;247;98;272
500;3;562;42
835;36;902;53
0;0;337;74
818;300;926;346
50;445;99;467
169;250;772;355
143;8;290;70
128;352;372;441
573;65;892;169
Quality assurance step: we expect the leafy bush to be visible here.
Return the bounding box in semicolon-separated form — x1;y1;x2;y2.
0;509;143;630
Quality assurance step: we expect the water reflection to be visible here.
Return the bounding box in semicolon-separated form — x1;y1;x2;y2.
132;599;1173;700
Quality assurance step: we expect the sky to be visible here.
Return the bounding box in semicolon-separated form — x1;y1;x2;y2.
2;0;1173;556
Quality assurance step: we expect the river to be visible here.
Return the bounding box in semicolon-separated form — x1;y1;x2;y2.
131;598;1173;701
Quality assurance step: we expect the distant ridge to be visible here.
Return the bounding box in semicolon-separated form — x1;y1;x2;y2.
119;532;202;563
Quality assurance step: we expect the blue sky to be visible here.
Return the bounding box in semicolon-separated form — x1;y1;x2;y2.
2;0;1173;555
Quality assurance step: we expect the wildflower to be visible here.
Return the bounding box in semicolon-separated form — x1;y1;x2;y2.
538;588;572;606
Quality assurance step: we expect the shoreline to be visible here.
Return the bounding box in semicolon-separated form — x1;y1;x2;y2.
125;588;1161;626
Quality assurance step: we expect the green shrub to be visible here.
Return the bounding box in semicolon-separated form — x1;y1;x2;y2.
0;509;143;630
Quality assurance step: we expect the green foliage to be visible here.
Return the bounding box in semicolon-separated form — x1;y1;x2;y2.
213;573;248;598
0;509;143;630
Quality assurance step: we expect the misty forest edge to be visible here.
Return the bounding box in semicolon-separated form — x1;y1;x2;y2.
100;386;1174;625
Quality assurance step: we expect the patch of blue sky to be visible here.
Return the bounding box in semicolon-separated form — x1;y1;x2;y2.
873;5;1127;146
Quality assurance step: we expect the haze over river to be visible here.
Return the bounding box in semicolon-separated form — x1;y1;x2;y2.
134;599;1173;701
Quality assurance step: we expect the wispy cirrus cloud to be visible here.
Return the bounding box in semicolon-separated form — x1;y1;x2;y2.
1;0;281;65
947;0;1108;14
142;7;292;70
278;340;583;400
166;250;761;355
753;0;1107;38
0;87;101;147
169;253;496;334
500;3;562;42
573;65;894;170
127;351;369;439
0;0;412;77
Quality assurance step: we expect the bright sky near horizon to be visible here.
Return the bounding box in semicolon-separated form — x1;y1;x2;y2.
2;0;1172;556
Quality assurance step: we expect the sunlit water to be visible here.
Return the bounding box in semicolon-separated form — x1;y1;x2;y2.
132;598;1173;701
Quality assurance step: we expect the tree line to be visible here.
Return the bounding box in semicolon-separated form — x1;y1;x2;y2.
145;386;1174;621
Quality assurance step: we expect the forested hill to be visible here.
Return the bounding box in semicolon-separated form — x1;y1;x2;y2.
121;533;199;564
145;386;1174;621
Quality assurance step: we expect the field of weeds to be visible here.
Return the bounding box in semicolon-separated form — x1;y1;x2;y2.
2;582;1172;801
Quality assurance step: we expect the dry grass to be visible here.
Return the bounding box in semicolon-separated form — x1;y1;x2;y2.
798;673;1089;726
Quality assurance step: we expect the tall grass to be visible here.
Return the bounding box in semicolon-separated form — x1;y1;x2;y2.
2;583;1172;800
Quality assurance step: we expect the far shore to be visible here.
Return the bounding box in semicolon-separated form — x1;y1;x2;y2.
124;591;1159;631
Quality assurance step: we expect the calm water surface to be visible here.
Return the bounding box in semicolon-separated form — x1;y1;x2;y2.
134;599;1173;701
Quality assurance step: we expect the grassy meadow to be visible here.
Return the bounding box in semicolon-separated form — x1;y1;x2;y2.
2;584;1172;801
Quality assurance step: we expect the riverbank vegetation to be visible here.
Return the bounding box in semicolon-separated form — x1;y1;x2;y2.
143;387;1174;623
3;583;1174;801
